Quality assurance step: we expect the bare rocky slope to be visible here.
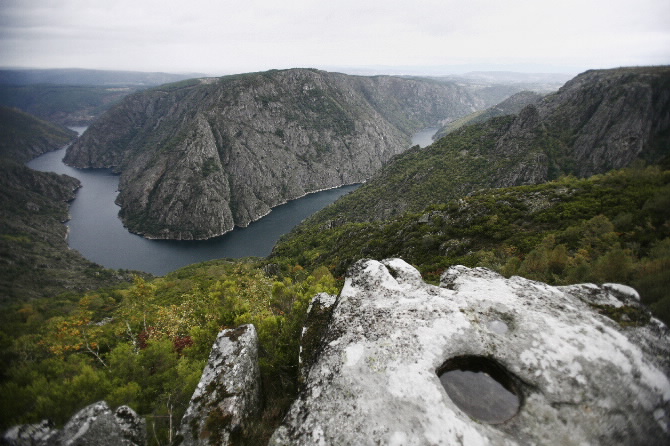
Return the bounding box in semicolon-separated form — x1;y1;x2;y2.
64;69;487;240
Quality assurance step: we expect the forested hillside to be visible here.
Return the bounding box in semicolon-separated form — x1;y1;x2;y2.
304;67;670;225
273;165;670;321
0;108;138;305
0;106;76;162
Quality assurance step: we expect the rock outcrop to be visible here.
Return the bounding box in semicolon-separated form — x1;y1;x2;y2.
270;258;670;445
64;69;485;240
176;324;261;446
2;401;145;446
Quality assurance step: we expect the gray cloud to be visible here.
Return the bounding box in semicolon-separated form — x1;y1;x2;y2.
1;0;669;74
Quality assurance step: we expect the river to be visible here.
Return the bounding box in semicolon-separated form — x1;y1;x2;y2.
26;127;437;276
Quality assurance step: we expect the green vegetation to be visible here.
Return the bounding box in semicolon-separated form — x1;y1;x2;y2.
273;165;670;323
0;106;76;162
0;259;338;444
0;85;137;126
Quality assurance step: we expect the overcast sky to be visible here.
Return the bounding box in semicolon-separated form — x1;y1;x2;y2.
1;0;669;76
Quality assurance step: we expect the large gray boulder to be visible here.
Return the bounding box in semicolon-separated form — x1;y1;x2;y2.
2;401;145;446
175;324;261;446
270;258;670;445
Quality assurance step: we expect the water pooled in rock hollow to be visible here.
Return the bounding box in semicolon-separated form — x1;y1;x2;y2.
439;359;520;424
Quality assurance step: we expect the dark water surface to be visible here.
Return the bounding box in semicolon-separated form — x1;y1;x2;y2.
440;369;520;424
27;127;434;275
27;141;357;275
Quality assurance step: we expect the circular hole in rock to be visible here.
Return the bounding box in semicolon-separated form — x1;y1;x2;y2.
438;355;521;424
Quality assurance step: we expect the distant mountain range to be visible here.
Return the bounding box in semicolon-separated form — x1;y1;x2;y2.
0;68;203;86
0;68;204;126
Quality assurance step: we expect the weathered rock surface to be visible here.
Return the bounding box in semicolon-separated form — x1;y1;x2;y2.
64;69;485;240
2;401;145;446
298;292;338;388
176;324;261;446
270;258;670;445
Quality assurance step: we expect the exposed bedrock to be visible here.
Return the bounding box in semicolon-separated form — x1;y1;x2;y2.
271;258;670;445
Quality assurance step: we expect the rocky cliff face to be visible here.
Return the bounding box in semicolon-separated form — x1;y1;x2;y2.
64;69;483;240
270;259;670;445
492;66;670;182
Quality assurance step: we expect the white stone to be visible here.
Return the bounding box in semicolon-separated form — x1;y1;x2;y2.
270;259;670;445
177;324;260;446
603;282;641;301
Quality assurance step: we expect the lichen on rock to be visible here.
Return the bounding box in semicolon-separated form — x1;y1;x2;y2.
270;258;670;445
175;324;261;446
2;401;146;446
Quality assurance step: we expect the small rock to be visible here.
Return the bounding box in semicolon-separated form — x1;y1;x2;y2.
603;282;641;301
3;401;146;446
2;420;58;446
